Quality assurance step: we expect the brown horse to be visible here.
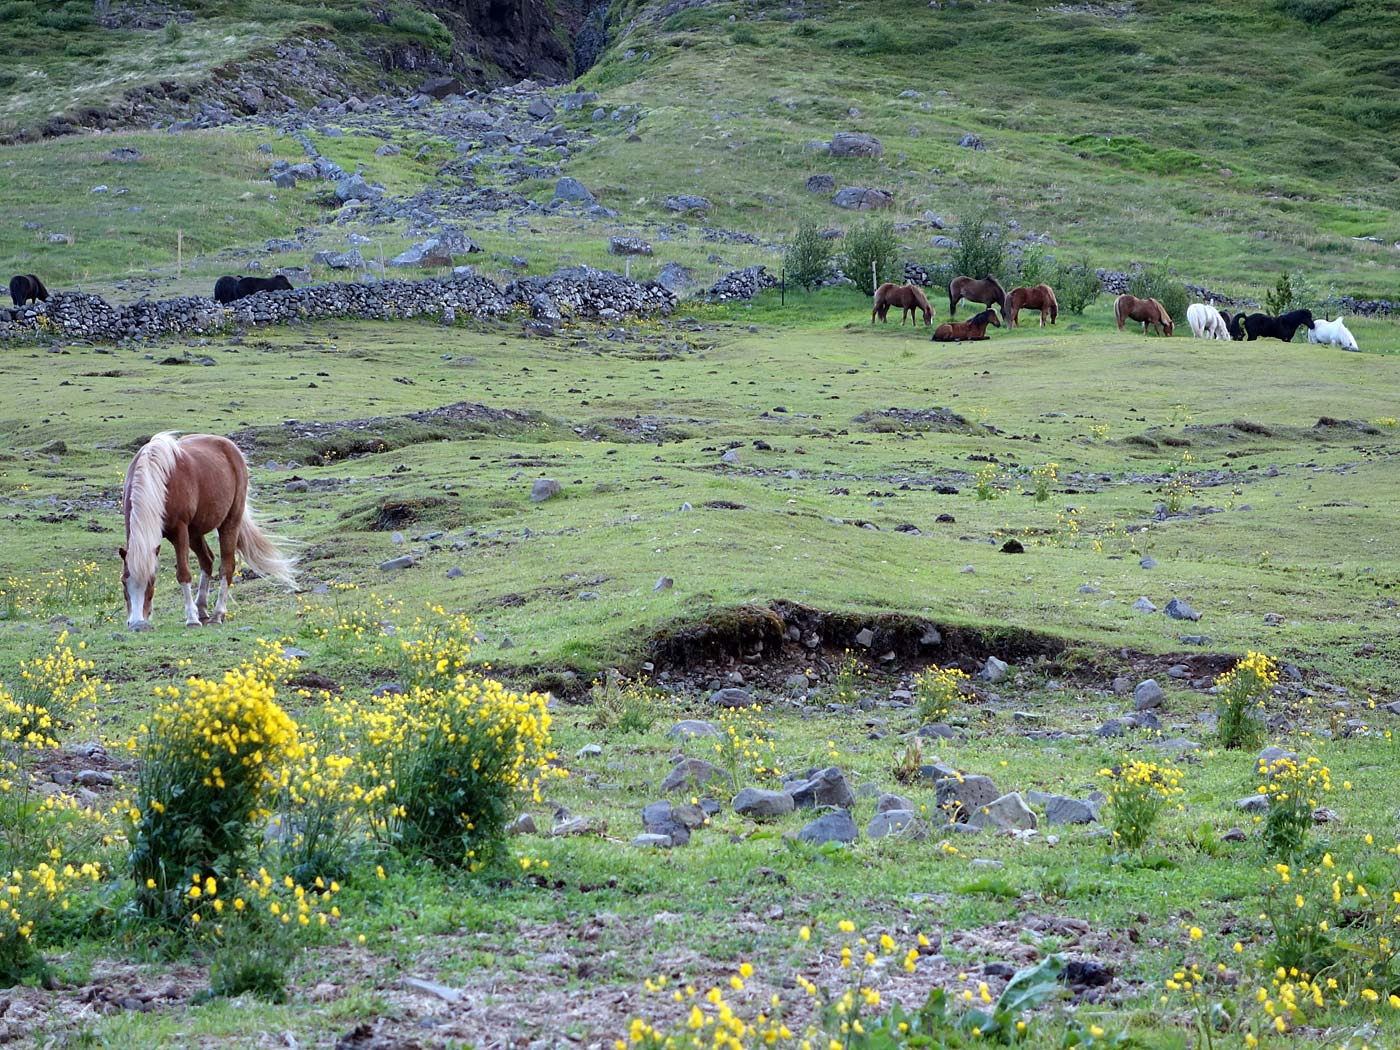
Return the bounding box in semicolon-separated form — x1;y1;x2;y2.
932;308;1001;342
948;275;1007;317
1005;284;1058;327
121;432;297;629
1114;294;1174;336
872;283;933;325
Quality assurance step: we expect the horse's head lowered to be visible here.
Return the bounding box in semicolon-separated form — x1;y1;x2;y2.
119;544;158;630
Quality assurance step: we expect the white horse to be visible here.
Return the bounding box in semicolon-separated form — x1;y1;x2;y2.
1307;316;1359;351
1186;303;1231;341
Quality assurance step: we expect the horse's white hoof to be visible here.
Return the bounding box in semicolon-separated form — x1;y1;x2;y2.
208;613;225;625
185;620;203;629
130;621;153;632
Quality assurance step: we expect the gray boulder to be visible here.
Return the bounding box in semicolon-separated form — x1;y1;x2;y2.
806;173;836;193
1165;598;1202;621
790;767;855;809
867;809;928;840
1042;795;1100;825
733;787;794;819
830;131;884;157
970;792;1037;831
554;177;595;203
312;249;364;270
708;687;752;708
980;656;1009;683
832;187;893;210
935;774;999;823
796;809;858;845
1134;679;1166;710
664;194;711;213
530;478;562;502
958;133;986;150
334;172;382;203
876;792;916;813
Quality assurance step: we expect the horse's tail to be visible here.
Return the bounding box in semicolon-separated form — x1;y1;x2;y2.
237;505;298;589
1114;295;1126;330
947;279;959;317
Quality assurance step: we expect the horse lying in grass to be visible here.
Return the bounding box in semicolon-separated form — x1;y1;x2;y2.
932;308;1000;342
121;432;297;630
1005;284;1058;327
9;274;48;306
1186;303;1232;340
948;275;1007;317
1239;309;1314;342
1114;293;1174;336
872;283;933;325
1307;316;1359;351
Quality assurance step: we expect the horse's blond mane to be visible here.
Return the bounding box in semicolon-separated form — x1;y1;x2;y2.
124;431;181;580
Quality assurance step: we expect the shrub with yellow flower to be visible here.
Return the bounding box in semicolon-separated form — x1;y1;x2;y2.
1099;759;1184;851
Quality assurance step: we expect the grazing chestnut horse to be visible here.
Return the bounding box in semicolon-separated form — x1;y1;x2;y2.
121;432;297;629
932;308;1000;342
1004;284;1058;327
872;283;933;326
948;275;1007;317
1114;294;1174;336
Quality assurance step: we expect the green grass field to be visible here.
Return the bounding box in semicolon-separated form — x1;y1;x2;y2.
4;298;1400;1046
5;0;1400;1044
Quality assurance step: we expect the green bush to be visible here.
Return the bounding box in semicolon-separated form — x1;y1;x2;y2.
1009;245;1055;288
1054;257;1101;314
949;207;1006;284
1127;264;1188;326
1276;0;1351;24
784;221;834;292
1264;270;1317;314
840;219;900;296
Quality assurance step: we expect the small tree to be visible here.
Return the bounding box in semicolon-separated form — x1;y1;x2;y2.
1009;245;1055;288
1054;257;1101;314
784;221;833;292
841;219;900;296
949;206;1006;282
1265;271;1316;314
1128;263;1188;325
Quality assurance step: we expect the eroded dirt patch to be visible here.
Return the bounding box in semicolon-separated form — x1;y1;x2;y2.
230;402;566;465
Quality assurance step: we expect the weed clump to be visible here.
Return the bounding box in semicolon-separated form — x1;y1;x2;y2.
912;664;969;722
1101;758;1183;851
1216;652;1277;750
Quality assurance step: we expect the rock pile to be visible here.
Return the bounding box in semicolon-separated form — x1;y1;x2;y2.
706;266;778;302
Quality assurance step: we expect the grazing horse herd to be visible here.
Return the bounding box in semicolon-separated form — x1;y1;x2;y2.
867;272;1363;351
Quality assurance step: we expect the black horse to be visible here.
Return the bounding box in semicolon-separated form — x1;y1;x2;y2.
9;274;49;306
236;274;293;298
1240;309;1315;342
213;275;243;304
1223;311;1245;340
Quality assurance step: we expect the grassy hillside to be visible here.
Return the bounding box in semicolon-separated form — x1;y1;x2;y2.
568;0;1400;295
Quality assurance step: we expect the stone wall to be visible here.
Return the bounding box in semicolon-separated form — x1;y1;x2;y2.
0;268;677;342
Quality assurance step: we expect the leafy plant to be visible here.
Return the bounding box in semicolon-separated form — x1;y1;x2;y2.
1055;257;1102;314
589;669;662;734
913;665;969;722
841;219;900;296
1100;759;1184;851
833;649;868;705
949;207;1006;284
1215;652;1277;750
1259;754;1330;860
783;220;833;292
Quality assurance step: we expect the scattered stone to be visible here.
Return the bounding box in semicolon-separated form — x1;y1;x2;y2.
1235;794;1268;813
379;555;414;571
980;656;1009;683
507;813;537;835
709;687;752;707
401;977;463;1004
790;767;855;809
1223;827;1247;842
867;810;928;840
832;186;894;210
877;792;916;813
958;133;986;150
806;173;836;194
554;177;595;203
1140;556;1158;569
1164;598;1202;621
632;833;673;848
855;627;876;648
971;792;1037;831
1132;597;1157;613
796;809;858;845
829;131;884;157
654;576;674;591
1042;795;1099;825
733;787;795;819
935;774;1000;823
531;478;562;502
664;194;711;213
1134;679;1166;710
